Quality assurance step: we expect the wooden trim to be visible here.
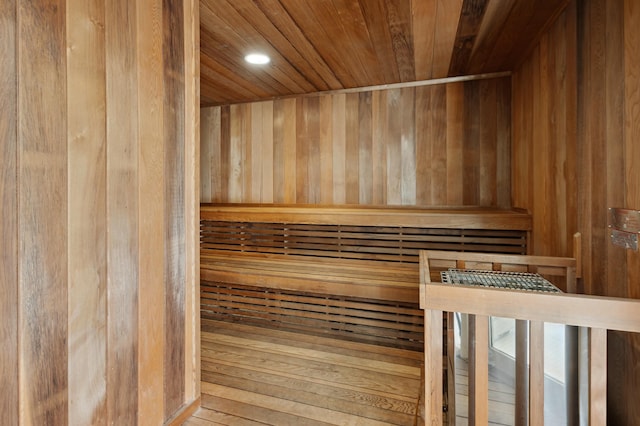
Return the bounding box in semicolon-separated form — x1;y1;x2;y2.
164;397;200;426
421;283;640;333
213;72;512;107
201;204;532;230
183;0;201;403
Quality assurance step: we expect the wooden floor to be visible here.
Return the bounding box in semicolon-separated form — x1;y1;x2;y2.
185;320;424;426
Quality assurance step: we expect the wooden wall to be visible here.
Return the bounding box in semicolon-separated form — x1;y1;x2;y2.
512;0;640;423
201;77;512;208
0;1;200;425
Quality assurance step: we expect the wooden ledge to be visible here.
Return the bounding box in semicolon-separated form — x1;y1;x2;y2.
200;203;532;230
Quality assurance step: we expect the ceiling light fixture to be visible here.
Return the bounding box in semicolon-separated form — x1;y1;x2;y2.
244;53;271;65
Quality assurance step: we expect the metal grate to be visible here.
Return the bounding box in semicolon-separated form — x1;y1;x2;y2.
441;269;561;293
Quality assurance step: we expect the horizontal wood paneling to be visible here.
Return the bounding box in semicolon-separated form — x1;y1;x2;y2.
1;0;199;424
201;77;512;208
512;0;640;422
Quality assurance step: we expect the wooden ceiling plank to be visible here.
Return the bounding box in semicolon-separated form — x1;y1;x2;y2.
480;0;569;72
382;0;415;82
252;0;343;90
331;0;386;85
466;0;518;75
200;0;315;95
448;0;490;76
359;0;401;83
411;0;438;80
228;0;333;91
431;0;464;78
279;0;364;88
199;27;286;98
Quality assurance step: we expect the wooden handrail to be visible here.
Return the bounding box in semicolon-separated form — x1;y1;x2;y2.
419;257;640;425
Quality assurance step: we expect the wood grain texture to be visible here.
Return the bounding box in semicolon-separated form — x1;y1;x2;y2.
183;0;201;402
164;0;187;416
66;0;108;424
0;1;18;424
136;0;166;423
512;3;639;420
624;0;640;423
106;0;140;422
201;76;511;208
18;1;69;424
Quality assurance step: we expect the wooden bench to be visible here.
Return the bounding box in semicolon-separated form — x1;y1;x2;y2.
200;204;532;351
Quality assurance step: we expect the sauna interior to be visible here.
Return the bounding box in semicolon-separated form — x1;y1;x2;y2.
1;0;639;425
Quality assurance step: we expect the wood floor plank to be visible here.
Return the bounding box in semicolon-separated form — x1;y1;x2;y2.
201;368;416;423
201;383;399;426
192;406;268;425
201;343;420;399
201;319;423;363
202;332;420;378
196;321;423;425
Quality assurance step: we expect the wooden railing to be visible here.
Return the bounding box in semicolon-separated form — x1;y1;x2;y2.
419;251;640;425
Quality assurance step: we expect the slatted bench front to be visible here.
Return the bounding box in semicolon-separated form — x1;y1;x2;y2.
200;204;531;351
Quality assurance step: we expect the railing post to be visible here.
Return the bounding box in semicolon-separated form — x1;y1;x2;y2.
529;320;544;426
469;315;489;426
424;308;443;425
589;328;607;425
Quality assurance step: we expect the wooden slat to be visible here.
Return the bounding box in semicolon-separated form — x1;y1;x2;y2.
106;0;139;421
201;204;532;230
67;0;108;423
137;0;166;422
528;320;544;426
18;1;68;423
469;314;489;426
0;0;18;423
424;309;444;425
183;0;201;403
164;0;187;415
589;328;607;425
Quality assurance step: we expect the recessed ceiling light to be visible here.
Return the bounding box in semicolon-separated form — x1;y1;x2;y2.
245;53;270;65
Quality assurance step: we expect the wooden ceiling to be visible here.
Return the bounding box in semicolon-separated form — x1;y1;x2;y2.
200;0;569;107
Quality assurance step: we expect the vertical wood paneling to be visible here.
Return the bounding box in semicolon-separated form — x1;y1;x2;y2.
282;98;297;203
345;93;360;203
512;1;639;422
200;107;218;202
319;96;333;204
400;88;416;205
371;91;387;205
446;83;464;205
201;76;512;208
106;0;139;422
2;1;197;423
250;103;264;202
67;0;107;424
183;0;200;401
332;94;347;204
624;0;640;422
163;0;186;416
358;92;373;204
385;89;403;205
18;1;68;424
137;0;165;423
0;1;18;424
